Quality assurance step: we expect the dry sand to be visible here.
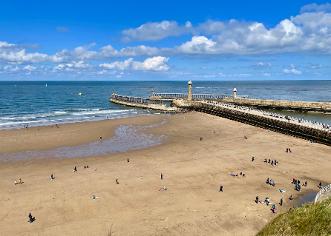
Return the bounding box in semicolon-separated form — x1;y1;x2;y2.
0;112;330;236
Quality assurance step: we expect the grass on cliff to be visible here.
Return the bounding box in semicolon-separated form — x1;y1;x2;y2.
257;197;331;236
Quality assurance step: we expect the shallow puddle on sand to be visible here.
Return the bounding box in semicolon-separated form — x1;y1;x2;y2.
0;121;166;161
293;191;317;207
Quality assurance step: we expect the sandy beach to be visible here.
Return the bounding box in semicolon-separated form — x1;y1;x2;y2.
0;112;330;236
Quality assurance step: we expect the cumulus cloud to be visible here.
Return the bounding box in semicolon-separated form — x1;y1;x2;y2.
256;62;271;67
0;41;66;63
300;3;331;13
23;65;37;71
122;20;192;41
72;45;98;60
0;41;15;48
119;45;161;56
178;36;217;54
100;56;169;71
120;3;331;55
283;64;302;75
54;61;89;71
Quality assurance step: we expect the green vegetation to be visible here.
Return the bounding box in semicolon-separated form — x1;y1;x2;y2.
258;198;331;236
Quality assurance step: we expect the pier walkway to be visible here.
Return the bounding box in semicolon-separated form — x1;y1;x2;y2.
110;80;331;145
110;94;179;112
150;93;331;113
150;92;231;101
173;99;331;145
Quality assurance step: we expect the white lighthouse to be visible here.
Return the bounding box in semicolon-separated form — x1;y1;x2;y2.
188;80;193;101
233;88;237;98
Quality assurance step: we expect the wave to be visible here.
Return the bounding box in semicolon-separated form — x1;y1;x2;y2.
0;108;147;130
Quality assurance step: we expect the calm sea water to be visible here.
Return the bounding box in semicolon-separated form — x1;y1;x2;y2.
0;80;330;129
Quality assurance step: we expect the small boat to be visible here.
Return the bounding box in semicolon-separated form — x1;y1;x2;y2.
78;92;83;96
45;83;48;87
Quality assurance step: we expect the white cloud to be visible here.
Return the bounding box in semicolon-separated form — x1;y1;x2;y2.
23;65;37;71
283;64;302;75
72;45;97;60
100;56;169;71
122;20;192;41
100;45;117;57
178;36;217;54
119;45;161;56
0;41;15;48
300;3;331;13
256;62;271;67
54;61;89;71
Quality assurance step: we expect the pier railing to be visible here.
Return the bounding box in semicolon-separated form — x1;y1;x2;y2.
150;92;231;100
173;100;331;146
110;93;178;112
111;93;163;105
314;184;331;203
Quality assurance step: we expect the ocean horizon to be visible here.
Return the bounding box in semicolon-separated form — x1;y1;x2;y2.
1;80;331;129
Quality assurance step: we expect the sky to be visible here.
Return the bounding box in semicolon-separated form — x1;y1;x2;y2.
0;0;331;81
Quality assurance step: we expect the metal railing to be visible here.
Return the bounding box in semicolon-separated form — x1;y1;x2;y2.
314;184;331;203
151;92;231;100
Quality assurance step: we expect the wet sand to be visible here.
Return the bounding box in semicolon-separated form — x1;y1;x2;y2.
0;112;330;235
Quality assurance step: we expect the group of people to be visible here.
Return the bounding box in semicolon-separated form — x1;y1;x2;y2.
266;178;276;187
264;159;279;166
285;148;292;153
291;178;308;192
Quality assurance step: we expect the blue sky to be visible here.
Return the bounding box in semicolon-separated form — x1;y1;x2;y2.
0;0;331;80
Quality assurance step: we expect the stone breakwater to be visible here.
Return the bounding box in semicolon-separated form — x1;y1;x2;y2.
110;94;179;112
149;93;331;113
173;99;331;146
220;97;331;113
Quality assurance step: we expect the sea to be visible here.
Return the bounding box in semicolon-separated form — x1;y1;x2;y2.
0;80;330;130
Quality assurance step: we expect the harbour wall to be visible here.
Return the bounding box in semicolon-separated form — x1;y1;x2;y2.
206;97;331;113
150;93;331;113
110;94;179;112
173;100;331;146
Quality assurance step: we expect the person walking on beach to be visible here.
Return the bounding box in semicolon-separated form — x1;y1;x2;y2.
279;198;283;206
251;156;255;162
219;185;223;192
50;174;55;180
116;178;119;184
271;204;276;213
73;166;77;172
255;196;259;203
28;213;35;223
160;173;163;180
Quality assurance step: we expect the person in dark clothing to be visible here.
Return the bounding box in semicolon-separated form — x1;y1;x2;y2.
28;213;35;223
255;196;259;204
271;204;276;213
50;174;55;180
279;198;283;206
219;185;223;192
160;173;163;180
116;178;119;184
251;156;255;162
